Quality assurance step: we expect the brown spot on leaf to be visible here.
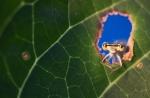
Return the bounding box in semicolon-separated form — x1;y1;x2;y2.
21;51;31;61
135;63;144;70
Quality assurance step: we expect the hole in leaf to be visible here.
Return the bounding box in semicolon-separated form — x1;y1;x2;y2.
96;11;135;69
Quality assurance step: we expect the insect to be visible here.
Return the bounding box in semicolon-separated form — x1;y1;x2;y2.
102;42;127;68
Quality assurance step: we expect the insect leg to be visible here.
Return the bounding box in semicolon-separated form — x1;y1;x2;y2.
116;54;122;66
102;53;112;62
102;53;110;62
107;53;113;61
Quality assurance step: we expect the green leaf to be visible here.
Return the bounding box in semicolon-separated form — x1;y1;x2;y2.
0;0;150;98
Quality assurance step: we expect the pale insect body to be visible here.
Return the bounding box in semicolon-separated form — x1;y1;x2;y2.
102;42;128;68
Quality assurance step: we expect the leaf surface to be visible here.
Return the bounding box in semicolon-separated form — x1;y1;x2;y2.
0;0;150;98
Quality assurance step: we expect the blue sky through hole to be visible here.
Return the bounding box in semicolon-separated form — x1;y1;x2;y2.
98;14;132;56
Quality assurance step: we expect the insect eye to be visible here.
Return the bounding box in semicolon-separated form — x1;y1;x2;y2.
120;45;124;48
118;44;123;48
102;42;108;47
102;42;108;50
103;44;107;47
